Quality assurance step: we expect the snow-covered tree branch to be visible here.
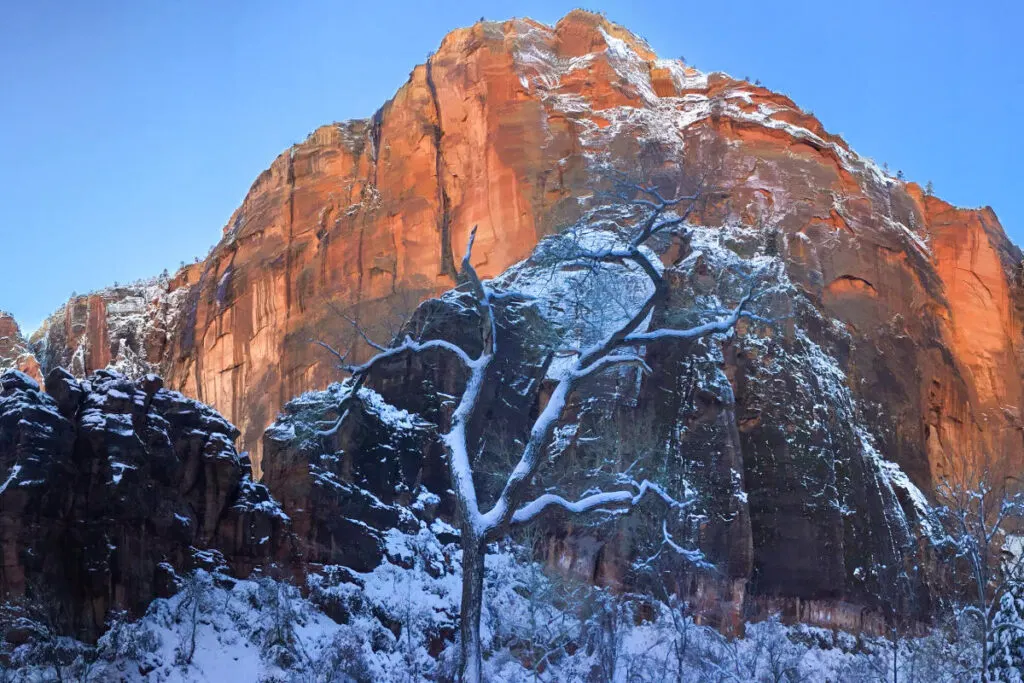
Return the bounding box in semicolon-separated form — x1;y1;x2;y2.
510;477;688;526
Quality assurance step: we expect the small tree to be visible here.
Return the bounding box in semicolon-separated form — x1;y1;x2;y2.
174;572;211;666
319;180;768;681
935;468;1024;680
255;577;309;670
990;583;1024;682
925;180;935;196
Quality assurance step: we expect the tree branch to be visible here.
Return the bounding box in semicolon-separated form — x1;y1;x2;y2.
572;352;652;380
510;478;692;526
623;291;753;345
459;225;499;359
323;335;475;377
309;339;350;367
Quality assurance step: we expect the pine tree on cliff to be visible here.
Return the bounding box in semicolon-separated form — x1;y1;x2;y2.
317;178;771;682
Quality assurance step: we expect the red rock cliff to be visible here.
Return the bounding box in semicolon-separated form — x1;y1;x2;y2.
31;10;1023;487
0;313;42;386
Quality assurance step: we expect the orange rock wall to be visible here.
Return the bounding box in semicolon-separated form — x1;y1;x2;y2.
31;11;1023;487
0;313;42;386
916;192;1023;483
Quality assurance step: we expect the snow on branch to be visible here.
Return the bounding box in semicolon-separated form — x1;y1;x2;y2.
343;336;477;376
623;291;753;344
510;478;693;525
571;352;652;380
653;519;713;568
510;489;636;523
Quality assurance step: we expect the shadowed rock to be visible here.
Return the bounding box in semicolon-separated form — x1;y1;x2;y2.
0;367;296;640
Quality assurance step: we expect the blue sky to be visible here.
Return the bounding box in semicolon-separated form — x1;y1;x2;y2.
1;0;1020;332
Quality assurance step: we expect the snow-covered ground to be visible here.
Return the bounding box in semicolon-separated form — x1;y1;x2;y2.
2;523;978;682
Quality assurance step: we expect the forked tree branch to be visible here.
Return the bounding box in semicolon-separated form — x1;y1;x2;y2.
480;186;763;538
314;179;763;683
315;183;761;546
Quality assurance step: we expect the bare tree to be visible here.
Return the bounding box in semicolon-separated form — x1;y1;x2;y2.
934;467;1024;680
317;180;767;681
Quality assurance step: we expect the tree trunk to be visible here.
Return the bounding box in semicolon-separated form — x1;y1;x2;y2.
982;617;989;682
459;537;486;682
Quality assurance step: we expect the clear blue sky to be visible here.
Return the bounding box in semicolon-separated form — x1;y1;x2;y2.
1;1;1020;332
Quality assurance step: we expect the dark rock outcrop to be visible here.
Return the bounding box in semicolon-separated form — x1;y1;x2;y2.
261;382;447;573
0;367;294;639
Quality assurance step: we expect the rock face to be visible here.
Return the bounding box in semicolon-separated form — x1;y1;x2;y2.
0;368;293;640
261;381;447;573
0;314;42;386
260;219;941;633
17;10;1023;630
30;11;1023;491
32;277;186;382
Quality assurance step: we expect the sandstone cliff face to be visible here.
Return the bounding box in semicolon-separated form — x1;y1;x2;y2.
0;368;293;640
0;314;41;386
32;278;185;383
30;10;1022;496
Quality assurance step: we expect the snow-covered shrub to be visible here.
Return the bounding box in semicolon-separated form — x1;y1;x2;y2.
0;587;101;682
95;609;161;672
990;584;1024;682
301;629;373;682
252;578;308;671
718;616;809;682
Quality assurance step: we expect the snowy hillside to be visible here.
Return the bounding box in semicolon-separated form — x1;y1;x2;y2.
1;526;978;682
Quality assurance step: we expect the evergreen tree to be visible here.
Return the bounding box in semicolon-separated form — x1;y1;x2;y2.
990;584;1024;682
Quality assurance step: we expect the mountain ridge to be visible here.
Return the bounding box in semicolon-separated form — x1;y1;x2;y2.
7;9;1022;490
